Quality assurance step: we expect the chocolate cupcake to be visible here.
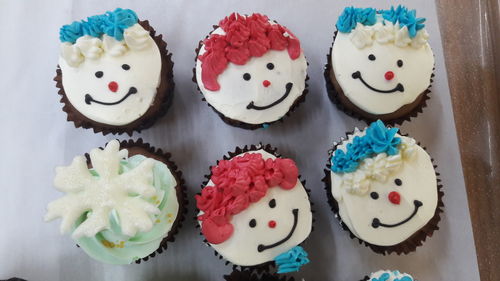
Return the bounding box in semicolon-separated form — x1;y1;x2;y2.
55;8;174;135
44;139;186;264
224;269;295;281
323;120;443;254
196;144;312;273
325;6;434;124
361;269;416;281
194;13;308;130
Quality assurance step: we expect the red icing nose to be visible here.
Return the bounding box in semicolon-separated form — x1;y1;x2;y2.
263;80;271;87
388;191;401;205
268;220;277;228
108;81;119;92
385;71;395;81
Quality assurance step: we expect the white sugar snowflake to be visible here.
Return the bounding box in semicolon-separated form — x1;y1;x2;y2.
44;140;160;239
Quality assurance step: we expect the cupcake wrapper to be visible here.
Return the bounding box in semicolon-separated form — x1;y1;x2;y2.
322;130;444;255
360;276;370;281
192;24;309;130
224;269;296;281
195;144;315;274
55;20;175;136
324;31;434;126
83;138;188;264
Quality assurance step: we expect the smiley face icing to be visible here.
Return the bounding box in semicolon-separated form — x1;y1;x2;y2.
330;6;434;119
196;147;312;272
58;8;163;127
329;120;438;247
195;13;308;128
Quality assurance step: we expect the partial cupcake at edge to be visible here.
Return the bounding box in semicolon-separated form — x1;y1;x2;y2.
44;139;187;264
55;8;174;135
323;120;444;255
361;269;417;281
193;13;308;130
195;144;312;274
325;5;434;124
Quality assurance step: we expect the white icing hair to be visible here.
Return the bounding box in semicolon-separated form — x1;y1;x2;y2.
337;137;417;195
60;24;152;67
349;16;429;49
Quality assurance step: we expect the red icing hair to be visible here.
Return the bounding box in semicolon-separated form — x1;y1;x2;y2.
196;152;299;244
198;13;302;91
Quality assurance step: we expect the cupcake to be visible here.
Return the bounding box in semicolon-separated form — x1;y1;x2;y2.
224;269;295;281
361;270;416;281
194;13;308;130
196;144;312;273
55;8;174;135
44;139;186;264
324;120;443;254
325;6;434;124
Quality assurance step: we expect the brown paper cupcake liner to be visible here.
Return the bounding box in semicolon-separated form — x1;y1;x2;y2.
195;143;315;274
224;269;296;281
192;23;309;130
322;129;444;255
55;20;175;136
324;31;434;126
82;138;188;264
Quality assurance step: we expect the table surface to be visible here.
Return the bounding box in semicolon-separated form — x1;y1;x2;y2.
0;0;495;280
436;0;500;280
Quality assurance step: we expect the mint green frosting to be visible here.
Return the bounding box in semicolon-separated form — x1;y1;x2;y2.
74;155;179;264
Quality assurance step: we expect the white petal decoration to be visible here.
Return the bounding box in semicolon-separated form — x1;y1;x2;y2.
75;36;103;59
124;23;151;51
349;23;374;49
102;35;128;56
60;42;83;67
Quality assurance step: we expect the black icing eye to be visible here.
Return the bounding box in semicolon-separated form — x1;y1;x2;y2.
394;178;403;186
122;64;130;70
266;63;274;70
243;73;251;81
269;199;276;208
95;71;103;78
368;54;376;61
370;192;379;200
249;219;257;228
397;60;403;67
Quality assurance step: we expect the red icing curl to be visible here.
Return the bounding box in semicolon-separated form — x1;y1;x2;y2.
198;13;302;91
196;152;299;244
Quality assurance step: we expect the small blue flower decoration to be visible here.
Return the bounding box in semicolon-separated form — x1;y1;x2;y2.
371;272;391;281
382;5;426;38
59;21;84;43
331;149;359;173
59;8;138;43
82;15;106;37
330;120;401;174
365;120;401;155
102;8;138;41
336;7;377;33
274;246;310;274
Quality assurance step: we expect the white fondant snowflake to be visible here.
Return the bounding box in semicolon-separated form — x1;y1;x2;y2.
44;140;160;239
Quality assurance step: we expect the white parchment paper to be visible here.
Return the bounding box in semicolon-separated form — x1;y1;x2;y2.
0;0;480;280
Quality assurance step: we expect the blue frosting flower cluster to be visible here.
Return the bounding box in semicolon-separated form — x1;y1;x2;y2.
336;7;377;33
59;8;138;43
274;246;310;274
382;5;426;38
331;120;401;173
371;270;414;281
336;5;426;38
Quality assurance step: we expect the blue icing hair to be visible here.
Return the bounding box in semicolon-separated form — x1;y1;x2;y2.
59;8;138;43
274;246;310;274
382;5;425;38
331;120;401;173
336;7;377;33
336;5;426;38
